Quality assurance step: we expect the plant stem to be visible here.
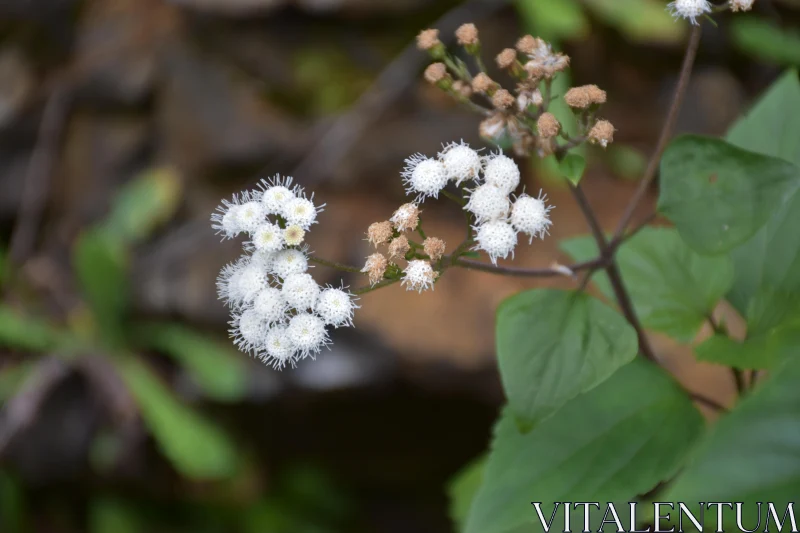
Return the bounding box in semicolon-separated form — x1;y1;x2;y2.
707;314;745;395
690;392;728;413
353;278;400;295
611;25;702;242
309;256;363;274
441;188;466;207
452;257;605;277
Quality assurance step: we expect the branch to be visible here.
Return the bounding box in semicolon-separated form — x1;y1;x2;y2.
309;255;363;274
611;25;702;242
452;257;605;278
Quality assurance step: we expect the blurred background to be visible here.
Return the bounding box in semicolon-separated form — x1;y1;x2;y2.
1;0;799;531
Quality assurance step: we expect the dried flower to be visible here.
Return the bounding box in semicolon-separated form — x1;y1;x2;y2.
367;221;394;247
417;28;441;50
515;35;538;55
362;253;388;285
511;192;553;243
483;152;521;195
439;141;482;184
471;72;497;94
391;203;420;232
424;62;449;85
564;84;607;109
588;119;615;148
455;23;479;46
537;112;560;138
480;113;507;142
729;0;754;10
473;220;518;265
388;235;411;260
518;36;569;79
667;0;712;24
496;48;518;69
423;237;446;262
402;260;438;293
492;89;515;110
402;155;449;201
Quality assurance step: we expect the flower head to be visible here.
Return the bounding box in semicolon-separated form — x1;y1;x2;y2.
390;203;420;232
564;85;607;109
218;257;269;306
316;287;358;327
261;325;297;369
250;222;285;252
483;152;521;195
517;36;569;79
465;184;511;223
281;272;320;311
511;192;553;243
729;0;754;11
362;253;388;286
211;194;247;239
287;313;330;358
283;225;305;246
423;237;446;262
401;260;438;293
282;196;321;230
231;308;269;354
417;29;441;51
258;175;298;214
236;200;266;234
439;141;482;184
537;112;560;139
473;220;517;264
667;0;712;24
588;120;615;148
252;287;288;324
388;235;411;260
402;154;448;200
272;248;309;279
367;221;394;247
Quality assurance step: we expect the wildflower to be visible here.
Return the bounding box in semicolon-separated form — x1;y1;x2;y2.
729;0;753;11
367;221;394;246
388;235;411;260
250;222;285;252
517;36;569;79
517;87;543;112
237;200;266;234
564;85;607;109
283;225;305;246
455;23;479;46
272;248;308;279
402;155;448;200
424;63;449;86
465;184;511;223
211;194;246;239
316;287;358;327
537;112;560;139
511;192;553;243
480;113;507;142
362;253;388;285
282;196;320;230
281;272;321;311
473;220;517;264
262;325;296;369
286;313;329;358
219;258;268;305
471;72;496;95
417;28;441;51
259;175;297;214
390;203;420;232
252;287;288;324
423;237;446;262
588;120;615;148
496;48;518;69
667;0;712;25
231;308;268;354
439;141;482;184
492;89;515;110
483;152;521;195
452;81;472;99
402;260;438;293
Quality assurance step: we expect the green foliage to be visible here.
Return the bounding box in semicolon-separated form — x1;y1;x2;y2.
463;359;704;533
665;354;800;527
731;17;800;66
116;356;240;481
557;153;586;185
134;323;248;402
514;0;589;42
89;498;143;533
561;227;734;342
605;144;648;181
448;456;486;531
495;289;638;429
658;134;800;255
0;305;68;353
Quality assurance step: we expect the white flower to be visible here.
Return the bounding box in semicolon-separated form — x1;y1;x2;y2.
473;220;518;264
667;0;711;24
236;200;266;234
231;308;269;354
283;225;305;246
252;287;287;324
286;313;330;358
729;0;753;11
316;287;357;327
272;248;309;279
281;272;320;311
465;184;511;223
250;250;277;272
282;196;321;230
259;175;298;214
218;257;268;306
510;192;553;243
261;325;297;369
401;260;438;293
438;141;482;185
211;195;245;239
250;222;285;252
483;152;520;195
402;154;449;200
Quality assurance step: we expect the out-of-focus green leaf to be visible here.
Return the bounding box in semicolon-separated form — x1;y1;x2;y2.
583;0;685;44
0;471;26;533
116;356;240;480
89;498;142;533
73;229;128;346
558;153;586;185
104;167;182;243
0;361;36;402
606;144;647;180
134;323;248;402
448;456;486;531
695;325;800;370
731;17;800;66
535;73;583;184
514;0;589;42
0;306;66;353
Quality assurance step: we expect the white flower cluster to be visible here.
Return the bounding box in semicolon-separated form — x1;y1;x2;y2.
402;142;553;266
211;175;357;369
666;0;711;24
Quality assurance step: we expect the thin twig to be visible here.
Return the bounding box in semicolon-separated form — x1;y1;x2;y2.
353;278;400;295
611;25;702;242
690;392;728;413
452;257;605;278
309;255;363;274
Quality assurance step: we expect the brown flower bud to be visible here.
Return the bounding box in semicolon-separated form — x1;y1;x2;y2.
367;221;393;247
516;35;538;55
588;119;615;148
423;237;446;262
471;72;496;95
496;48;518;69
362;253;388;286
391;203;420;232
564;84;607;109
424;62;449;86
417;29;441;51
388;235;410;260
455;23;479;46
537;112;560;138
492;88;515;110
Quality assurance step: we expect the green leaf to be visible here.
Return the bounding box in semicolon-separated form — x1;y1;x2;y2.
558;153;586;185
73;229;129;346
514;0;589;42
464;358;704;533
657;135;800;254
664;354;800;527
134;322;248;402
448;456;486;531
583;0;685;44
0;306;67;353
496;289;638;428
694;325;800;370
731;17;800;66
605;144;648;181
89;498;142;533
561;228;734;342
116;356;240;480
103;167;182;244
